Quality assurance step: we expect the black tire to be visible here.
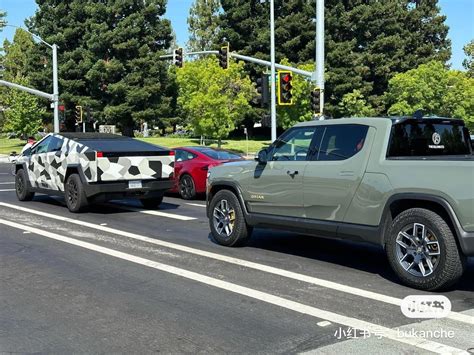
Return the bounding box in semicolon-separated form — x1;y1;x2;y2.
140;195;164;209
386;208;465;291
209;190;252;247
15;169;35;201
65;173;89;213
179;174;196;200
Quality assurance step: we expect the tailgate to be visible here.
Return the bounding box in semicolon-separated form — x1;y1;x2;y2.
97;152;174;182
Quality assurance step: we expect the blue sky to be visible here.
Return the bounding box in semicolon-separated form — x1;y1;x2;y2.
0;0;472;70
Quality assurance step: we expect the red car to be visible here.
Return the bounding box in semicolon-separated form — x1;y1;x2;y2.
171;146;244;199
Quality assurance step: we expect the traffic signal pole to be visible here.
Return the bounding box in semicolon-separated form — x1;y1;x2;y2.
269;0;277;142
52;44;60;133
314;0;325;117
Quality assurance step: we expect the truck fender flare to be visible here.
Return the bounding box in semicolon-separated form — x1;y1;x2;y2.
380;193;464;247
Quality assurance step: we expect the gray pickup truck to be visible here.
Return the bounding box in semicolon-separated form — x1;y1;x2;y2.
207;116;474;290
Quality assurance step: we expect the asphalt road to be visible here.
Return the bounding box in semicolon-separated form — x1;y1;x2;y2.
0;162;473;354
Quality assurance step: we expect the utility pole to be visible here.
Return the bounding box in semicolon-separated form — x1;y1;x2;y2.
315;0;325;117
270;0;277;142
52;44;59;133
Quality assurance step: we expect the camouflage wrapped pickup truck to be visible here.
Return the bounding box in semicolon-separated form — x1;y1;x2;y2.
207;116;474;290
14;133;174;213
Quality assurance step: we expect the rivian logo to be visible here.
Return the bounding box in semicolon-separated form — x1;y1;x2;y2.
250;194;265;200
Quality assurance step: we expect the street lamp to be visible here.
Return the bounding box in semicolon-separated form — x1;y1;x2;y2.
0;23;60;133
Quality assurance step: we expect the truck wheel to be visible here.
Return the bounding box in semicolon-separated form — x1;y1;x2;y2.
209;190;252;247
140;196;164;209
386;208;465;290
179;174;196;200
65;173;89;213
15;169;35;201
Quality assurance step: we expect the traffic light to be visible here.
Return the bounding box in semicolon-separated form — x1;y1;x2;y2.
174;47;183;68
278;71;293;105
75;105;83;123
218;43;229;69
256;74;270;107
310;88;321;114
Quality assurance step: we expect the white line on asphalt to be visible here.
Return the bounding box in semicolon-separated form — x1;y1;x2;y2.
186;203;206;208
0;202;472;326
0;182;14;185
0;189;15;192
108;203;197;221
317;321;332;327
0;218;466;355
0;173;10;175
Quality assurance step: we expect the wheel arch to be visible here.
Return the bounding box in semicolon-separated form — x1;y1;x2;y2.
65;164;87;184
207;182;249;219
381;193;465;254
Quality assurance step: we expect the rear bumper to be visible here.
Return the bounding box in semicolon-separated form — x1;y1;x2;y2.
83;179;173;200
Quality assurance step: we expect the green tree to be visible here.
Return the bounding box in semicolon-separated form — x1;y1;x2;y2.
27;0;174;135
219;0;451;118
463;40;474;78
1;29;43;136
338;90;376;117
385;61;474;128
187;0;221;51
176;57;255;145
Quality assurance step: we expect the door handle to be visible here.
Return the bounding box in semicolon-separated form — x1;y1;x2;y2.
339;171;354;176
287;170;299;178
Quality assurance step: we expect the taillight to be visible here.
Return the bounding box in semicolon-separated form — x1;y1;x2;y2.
169;150;175;156
201;165;209;171
96;152;103;158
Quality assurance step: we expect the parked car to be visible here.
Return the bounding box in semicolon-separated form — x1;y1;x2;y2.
170;146;243;200
14;132;175;212
207;116;474;290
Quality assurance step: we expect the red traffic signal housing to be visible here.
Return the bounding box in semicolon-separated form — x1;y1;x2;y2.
218;44;229;69
174;47;183;68
278;71;293;105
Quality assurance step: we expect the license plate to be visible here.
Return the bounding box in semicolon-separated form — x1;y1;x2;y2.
128;180;142;189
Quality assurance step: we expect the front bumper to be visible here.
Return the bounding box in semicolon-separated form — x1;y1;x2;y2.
83;179;173;200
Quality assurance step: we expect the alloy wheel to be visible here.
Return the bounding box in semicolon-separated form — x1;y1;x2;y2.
67;179;78;207
213;199;236;238
395;223;441;277
180;176;195;199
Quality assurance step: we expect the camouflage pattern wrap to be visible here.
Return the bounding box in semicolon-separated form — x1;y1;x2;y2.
17;133;173;192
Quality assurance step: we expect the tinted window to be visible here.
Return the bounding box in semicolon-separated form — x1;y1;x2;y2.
48;136;63;152
200;149;241;160
33;136;52;154
175;149;197;162
268;127;317;161
388;122;471;157
317;124;369;161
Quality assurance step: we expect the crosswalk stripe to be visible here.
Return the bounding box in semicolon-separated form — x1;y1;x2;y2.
0;189;15;192
0;182;14;185
0;201;472;326
0;217;467;355
186;203;206;208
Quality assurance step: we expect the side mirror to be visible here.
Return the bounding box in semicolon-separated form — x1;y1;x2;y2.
255;148;268;163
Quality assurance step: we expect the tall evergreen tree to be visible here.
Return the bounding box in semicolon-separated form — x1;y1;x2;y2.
187;0;221;51
27;0;174;135
463;40;474;78
218;0;451;117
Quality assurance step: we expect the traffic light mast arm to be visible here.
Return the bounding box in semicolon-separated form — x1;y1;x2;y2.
159;51;313;78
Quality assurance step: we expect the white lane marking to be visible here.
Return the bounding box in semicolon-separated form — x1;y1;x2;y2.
317;321;332;327
0;182;14;185
186;203;206;208
0;202;472;326
0;218;466;355
100;223;108;226
0;173;11;175
109;203;196;221
0;189;15;192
